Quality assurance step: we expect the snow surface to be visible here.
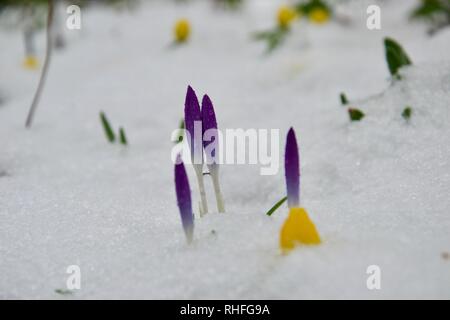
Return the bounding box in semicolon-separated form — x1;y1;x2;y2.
1;0;450;299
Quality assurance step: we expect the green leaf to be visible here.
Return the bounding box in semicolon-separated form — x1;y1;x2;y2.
340;92;348;105
266;196;287;216
348;108;365;121
402;106;412;120
119;127;128;145
100;111;116;143
384;38;412;78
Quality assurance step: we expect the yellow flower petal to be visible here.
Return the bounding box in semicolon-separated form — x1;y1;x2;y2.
280;207;321;252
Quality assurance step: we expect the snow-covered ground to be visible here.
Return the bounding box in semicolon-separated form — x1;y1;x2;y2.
1;0;449;299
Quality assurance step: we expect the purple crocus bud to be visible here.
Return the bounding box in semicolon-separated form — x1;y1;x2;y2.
202;94;219;165
184;86;202;164
285;127;300;208
175;155;194;243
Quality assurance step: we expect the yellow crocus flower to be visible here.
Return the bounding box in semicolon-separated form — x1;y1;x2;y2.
308;7;330;24
277;5;298;30
174;19;191;43
23;55;39;70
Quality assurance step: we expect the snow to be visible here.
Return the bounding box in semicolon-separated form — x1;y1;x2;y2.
1;0;449;299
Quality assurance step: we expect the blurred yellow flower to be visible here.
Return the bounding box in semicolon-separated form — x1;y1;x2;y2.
22;55;39;70
174;19;191;43
280;207;321;252
277;5;298;29
308;8;330;24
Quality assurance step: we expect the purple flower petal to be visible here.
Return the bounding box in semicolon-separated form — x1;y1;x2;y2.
285;127;300;208
175;155;194;243
201;95;218;132
184;86;202;161
201;94;219;164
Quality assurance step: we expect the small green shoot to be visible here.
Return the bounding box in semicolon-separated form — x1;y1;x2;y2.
119;127;128;145
253;28;288;53
384;38;412;79
176;119;185;144
100;112;129;146
100;111;116;143
55;288;73;295
266;196;288;216
340;92;349;105
402;106;412;120
348;108;365;121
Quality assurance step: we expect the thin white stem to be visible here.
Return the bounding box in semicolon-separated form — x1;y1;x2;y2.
194;164;208;216
209;165;225;213
25;0;54;128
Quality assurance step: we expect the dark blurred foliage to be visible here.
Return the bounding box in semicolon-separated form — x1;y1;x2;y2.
213;0;243;10
296;0;332;15
0;0;132;12
0;0;47;9
411;0;450;34
0;0;58;12
412;0;450;18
